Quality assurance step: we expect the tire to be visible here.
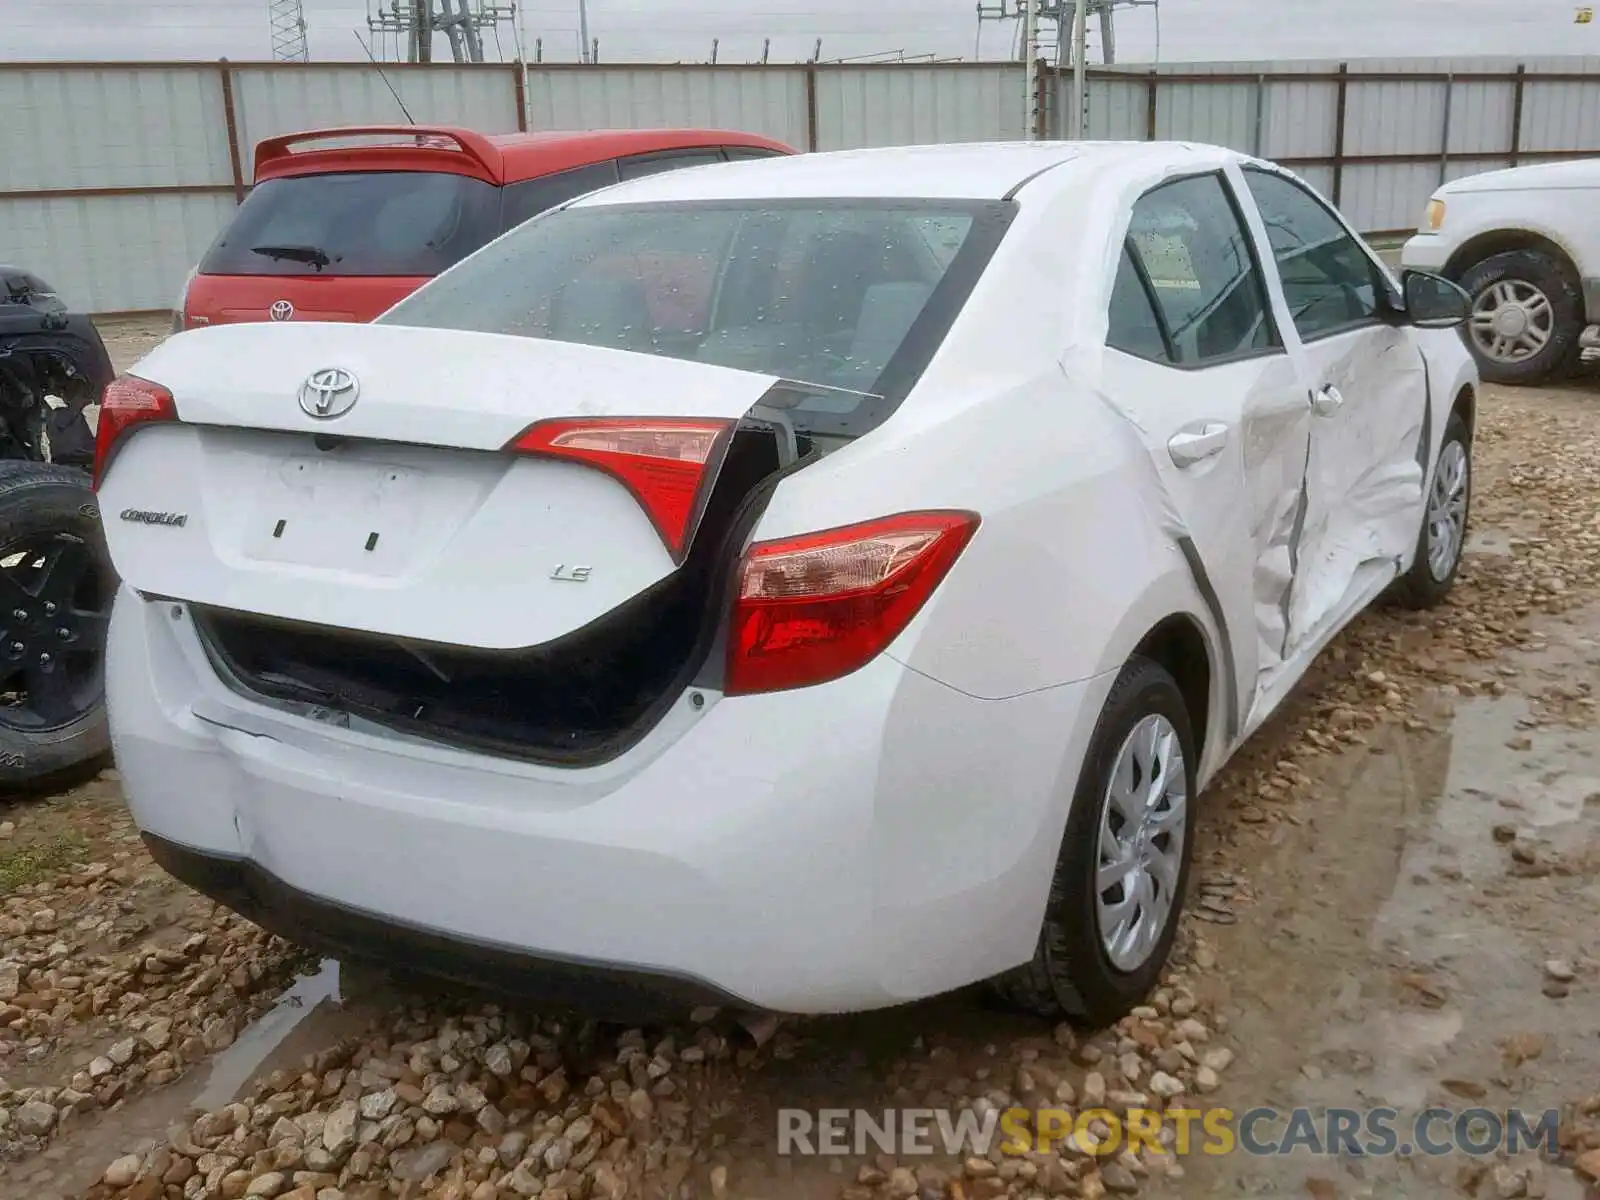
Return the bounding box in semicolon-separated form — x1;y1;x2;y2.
0;462;115;792
1456;249;1585;385
1393;411;1472;610
990;655;1197;1027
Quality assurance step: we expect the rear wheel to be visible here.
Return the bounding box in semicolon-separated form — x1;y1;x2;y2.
0;463;114;790
1457;249;1584;385
990;655;1196;1027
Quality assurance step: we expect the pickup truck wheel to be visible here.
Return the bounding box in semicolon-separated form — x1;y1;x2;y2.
0;463;114;791
1457;249;1584;385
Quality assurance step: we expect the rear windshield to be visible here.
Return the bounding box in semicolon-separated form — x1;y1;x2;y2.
378;198;1014;437
199;171;502;278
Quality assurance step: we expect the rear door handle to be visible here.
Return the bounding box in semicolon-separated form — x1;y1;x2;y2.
1167;421;1230;468
1312;384;1345;417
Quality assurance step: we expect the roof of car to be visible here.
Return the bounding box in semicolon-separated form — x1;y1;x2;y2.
571;140;1247;206
252;125;795;186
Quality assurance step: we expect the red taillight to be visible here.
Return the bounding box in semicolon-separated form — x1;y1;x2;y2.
93;375;178;490
508;417;733;560
726;511;980;696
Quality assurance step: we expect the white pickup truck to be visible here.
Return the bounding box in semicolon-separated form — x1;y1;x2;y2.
1403;159;1600;385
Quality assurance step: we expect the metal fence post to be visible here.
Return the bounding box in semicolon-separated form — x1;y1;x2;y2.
1252;73;1266;156
805;64;820;152
1145;70;1158;141
1439;72;1454;186
217;58;246;204
1509;64;1526;166
1331;62;1349;206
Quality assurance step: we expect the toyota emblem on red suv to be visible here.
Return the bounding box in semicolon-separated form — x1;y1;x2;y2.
269;299;294;321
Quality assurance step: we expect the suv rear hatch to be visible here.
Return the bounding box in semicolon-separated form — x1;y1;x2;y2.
184;159;503;326
97;322;791;762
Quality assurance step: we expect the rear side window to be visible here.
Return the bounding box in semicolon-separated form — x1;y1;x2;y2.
502;160;620;230
1107;245;1170;362
1125;173;1279;366
723;146;786;161
199;171;501;278
616;150;726;182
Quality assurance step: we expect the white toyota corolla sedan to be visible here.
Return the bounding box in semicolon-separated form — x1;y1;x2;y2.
95;141;1478;1025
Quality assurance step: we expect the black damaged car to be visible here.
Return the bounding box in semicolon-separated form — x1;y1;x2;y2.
0;267;117;788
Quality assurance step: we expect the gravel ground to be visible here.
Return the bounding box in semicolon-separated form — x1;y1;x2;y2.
0;318;1596;1200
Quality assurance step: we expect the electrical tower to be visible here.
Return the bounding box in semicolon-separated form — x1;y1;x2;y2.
366;0;517;63
268;0;310;61
976;0;1157;67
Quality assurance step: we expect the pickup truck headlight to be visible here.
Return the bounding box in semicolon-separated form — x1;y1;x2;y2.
1424;198;1447;231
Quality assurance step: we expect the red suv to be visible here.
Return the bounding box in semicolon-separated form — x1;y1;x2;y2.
175;125;794;329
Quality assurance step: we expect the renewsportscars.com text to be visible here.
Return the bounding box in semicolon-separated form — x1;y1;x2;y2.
777;1106;1561;1159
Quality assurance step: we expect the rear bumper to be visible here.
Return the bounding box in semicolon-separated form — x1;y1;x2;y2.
141;833;742;1017
109;586;1108;1015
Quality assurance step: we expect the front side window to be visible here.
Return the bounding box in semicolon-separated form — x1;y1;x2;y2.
380;198;1015;439
1125;173;1279;366
1244;167;1385;342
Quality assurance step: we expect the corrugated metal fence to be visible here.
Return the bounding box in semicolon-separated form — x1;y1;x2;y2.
3;56;1599;313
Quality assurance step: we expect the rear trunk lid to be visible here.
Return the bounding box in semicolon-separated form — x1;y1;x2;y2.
98;322;782;651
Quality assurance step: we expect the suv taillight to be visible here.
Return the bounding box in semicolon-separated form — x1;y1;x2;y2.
508;417;733;561
726;511;979;696
94;375;178;490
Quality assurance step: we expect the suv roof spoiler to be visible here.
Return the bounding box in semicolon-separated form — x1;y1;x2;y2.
253;125;504;185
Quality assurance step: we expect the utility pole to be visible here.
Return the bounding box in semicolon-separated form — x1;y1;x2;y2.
577;0;591;62
1021;0;1038;138
367;1;513;63
1072;0;1088;138
515;0;528;83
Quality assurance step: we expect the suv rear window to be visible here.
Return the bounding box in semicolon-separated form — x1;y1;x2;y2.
379;198;1014;439
199;171;502;278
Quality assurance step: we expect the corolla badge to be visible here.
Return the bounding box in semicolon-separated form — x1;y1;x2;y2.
298;367;360;419
269;299;294;321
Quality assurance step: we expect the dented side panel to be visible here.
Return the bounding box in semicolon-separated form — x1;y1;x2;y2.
1288;326;1428;652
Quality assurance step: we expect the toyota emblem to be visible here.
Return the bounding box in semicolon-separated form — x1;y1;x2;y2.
298;367;360;419
269;299;294;321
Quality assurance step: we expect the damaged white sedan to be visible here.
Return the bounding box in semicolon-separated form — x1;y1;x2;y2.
95;141;1477;1024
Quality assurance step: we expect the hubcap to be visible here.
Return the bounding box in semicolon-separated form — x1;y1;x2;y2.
1426;439;1470;583
1095;714;1188;973
0;534;110;731
1469;280;1553;364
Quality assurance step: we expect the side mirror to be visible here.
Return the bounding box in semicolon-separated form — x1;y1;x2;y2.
1401;269;1472;329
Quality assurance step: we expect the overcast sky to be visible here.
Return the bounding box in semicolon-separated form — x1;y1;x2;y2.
8;0;1600;65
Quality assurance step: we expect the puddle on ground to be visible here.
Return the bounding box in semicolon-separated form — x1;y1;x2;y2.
1153;606;1600;1199
0;960;375;1200
190;958;344;1112
1463;528;1516;558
